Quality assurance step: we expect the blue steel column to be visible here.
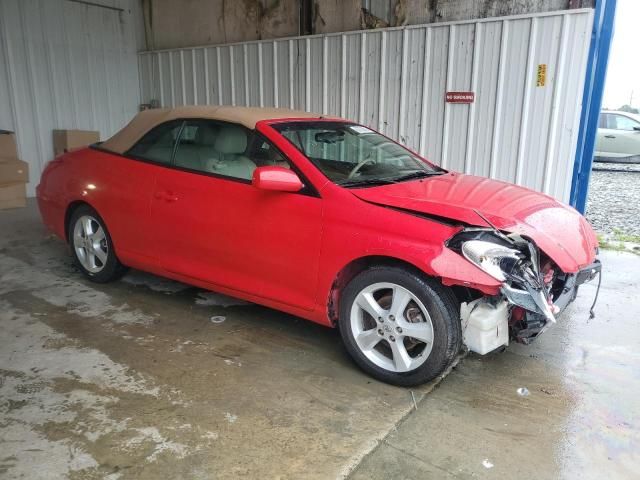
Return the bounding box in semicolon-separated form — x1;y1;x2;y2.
570;0;617;213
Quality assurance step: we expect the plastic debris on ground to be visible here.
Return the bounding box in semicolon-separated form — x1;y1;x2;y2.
517;387;530;397
210;316;226;324
410;391;418;410
482;459;494;469
224;412;238;423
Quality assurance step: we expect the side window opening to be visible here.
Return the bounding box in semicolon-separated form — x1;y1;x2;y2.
248;134;318;196
173;121;219;171
127;120;183;164
173;120;257;181
177;125;198;144
611;114;640;131
126;120;305;188
249;137;291;169
598;114;607;128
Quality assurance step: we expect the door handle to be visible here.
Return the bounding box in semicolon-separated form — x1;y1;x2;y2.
604;135;616;139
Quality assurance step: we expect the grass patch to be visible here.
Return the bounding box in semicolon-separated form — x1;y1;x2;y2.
611;228;640;243
599;240;628;252
598;232;640;255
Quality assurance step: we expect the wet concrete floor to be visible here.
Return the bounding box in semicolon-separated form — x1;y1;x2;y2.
351;250;640;479
1;201;638;479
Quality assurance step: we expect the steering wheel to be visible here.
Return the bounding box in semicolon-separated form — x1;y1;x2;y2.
347;158;376;179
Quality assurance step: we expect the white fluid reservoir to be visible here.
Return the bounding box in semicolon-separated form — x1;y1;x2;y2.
461;299;509;355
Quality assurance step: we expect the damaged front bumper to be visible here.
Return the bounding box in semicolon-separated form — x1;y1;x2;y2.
449;226;601;355
503;259;601;342
461;259;601;354
504;260;601;319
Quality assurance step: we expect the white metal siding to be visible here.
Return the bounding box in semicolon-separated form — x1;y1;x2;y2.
139;9;593;203
0;0;143;195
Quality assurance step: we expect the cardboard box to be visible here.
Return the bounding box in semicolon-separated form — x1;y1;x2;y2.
0;130;18;159
0;182;26;210
0;159;29;184
53;129;100;155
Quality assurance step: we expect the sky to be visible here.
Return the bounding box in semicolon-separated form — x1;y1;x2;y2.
602;0;640;109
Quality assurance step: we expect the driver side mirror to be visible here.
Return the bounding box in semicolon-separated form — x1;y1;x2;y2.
252;166;303;192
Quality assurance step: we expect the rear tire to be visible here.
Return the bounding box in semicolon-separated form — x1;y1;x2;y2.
68;205;127;283
339;266;461;387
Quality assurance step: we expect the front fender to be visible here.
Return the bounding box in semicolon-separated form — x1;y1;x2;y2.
428;247;501;295
316;193;503;322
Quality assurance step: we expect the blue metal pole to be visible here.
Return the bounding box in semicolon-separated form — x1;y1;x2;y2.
570;0;617;213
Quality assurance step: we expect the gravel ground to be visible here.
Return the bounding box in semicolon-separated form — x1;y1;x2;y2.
585;163;640;236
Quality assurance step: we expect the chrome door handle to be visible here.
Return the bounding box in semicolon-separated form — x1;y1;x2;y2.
604;135;616;138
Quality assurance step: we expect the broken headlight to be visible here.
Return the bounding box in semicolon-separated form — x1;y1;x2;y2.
448;228;558;333
461;240;523;282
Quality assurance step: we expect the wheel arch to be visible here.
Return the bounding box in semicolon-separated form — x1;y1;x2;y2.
327;255;441;326
64;200;94;243
64;199;128;282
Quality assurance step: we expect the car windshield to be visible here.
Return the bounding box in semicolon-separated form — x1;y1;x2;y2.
273;121;444;186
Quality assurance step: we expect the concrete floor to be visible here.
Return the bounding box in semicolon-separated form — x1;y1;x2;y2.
0;200;638;479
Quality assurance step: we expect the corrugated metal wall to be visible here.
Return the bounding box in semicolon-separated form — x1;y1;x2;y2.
0;0;143;195
139;9;593;202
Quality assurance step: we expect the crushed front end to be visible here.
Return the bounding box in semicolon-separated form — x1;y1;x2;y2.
447;228;601;354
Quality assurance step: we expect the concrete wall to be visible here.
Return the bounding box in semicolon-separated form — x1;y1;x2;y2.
314;0;361;34
364;0;595;27
143;0;594;50
143;0;300;50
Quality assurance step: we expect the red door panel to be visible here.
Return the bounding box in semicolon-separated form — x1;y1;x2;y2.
151;169;323;310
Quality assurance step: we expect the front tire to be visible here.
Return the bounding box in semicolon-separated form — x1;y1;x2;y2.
68;205;127;283
339;266;461;387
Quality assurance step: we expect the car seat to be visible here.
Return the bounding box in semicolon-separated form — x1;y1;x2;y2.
205;126;256;180
174;124;219;171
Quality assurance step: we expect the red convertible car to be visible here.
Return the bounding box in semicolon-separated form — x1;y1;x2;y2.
37;106;600;386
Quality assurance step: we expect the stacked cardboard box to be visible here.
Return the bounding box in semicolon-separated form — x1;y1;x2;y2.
0;130;28;210
53;129;100;156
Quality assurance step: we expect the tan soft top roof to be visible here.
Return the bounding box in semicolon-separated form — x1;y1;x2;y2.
101;105;342;154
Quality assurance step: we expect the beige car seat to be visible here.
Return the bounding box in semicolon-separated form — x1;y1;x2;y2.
174;125;219;171
144;145;174;163
204;126;256;180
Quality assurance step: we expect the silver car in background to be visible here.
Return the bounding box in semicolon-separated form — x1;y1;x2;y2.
595;110;640;164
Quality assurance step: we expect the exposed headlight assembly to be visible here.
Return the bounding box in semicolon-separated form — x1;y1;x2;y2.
448;223;577;346
461;240;522;282
453;233;557;327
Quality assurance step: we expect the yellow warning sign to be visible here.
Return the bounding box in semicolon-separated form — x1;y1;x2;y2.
537;64;547;87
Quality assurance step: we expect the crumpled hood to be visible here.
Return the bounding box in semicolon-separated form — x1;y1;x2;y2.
353;172;598;273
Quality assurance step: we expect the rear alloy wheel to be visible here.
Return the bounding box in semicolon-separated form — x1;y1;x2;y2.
68;205;126;283
339;266;461;386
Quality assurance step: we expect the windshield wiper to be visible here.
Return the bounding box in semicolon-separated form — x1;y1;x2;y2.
391;171;445;182
338;178;397;188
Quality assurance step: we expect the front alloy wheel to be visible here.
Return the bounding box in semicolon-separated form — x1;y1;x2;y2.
351;282;434;373
339;266;461;386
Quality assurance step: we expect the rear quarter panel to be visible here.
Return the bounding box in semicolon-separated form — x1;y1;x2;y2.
37;156;71;240
37;147;160;267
